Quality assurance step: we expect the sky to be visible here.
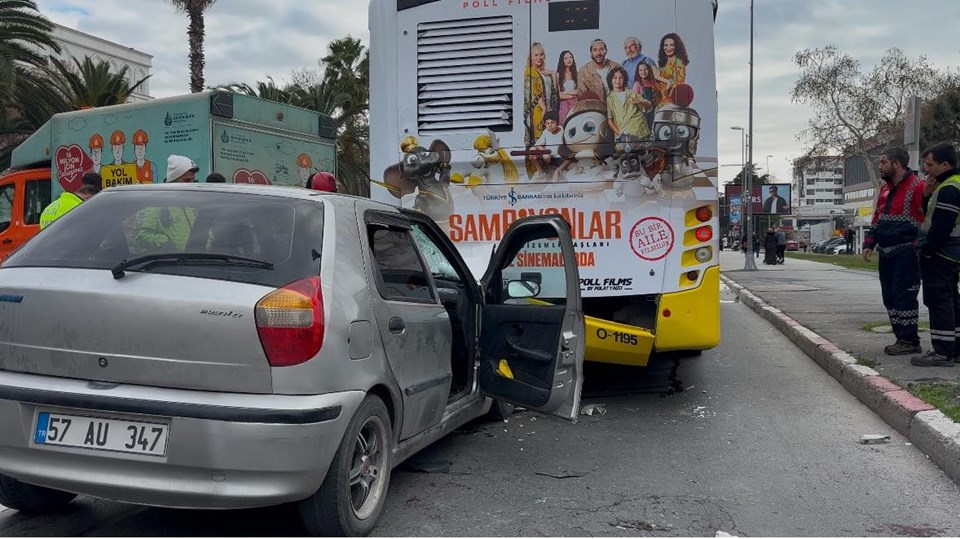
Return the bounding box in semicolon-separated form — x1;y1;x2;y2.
34;0;960;186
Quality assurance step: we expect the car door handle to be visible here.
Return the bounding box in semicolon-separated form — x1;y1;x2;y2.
1;239;11;244
507;339;553;362
388;317;405;334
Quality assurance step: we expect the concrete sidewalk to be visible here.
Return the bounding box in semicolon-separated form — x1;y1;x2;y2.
719;249;960;484
719;249;959;386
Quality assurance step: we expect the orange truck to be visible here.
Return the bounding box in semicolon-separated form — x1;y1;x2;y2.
0;91;337;263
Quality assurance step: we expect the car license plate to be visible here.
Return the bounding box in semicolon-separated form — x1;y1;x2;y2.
34;411;169;457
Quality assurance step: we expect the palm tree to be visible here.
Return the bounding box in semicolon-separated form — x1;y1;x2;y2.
1;57;149;168
305;38;370;196
0;0;60;114
212;76;293;104
0;0;61;167
168;0;217;93
211;38;371;195
46;56;151;109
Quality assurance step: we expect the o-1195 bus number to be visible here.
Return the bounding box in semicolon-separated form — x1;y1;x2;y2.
595;328;638;346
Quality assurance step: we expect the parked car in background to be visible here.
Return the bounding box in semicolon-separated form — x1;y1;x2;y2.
0;184;586;536
786;240;798;252
814;237;844;254
826;242;850;255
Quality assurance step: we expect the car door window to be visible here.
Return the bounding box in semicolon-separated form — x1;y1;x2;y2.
0;184;14;233
24;179;51;226
410;224;463;285
498;238;569;303
369;227;435;302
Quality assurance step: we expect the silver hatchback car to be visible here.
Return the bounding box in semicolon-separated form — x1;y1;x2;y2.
0;184;585;535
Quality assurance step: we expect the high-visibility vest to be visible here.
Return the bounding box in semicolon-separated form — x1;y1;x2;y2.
39;192;83;229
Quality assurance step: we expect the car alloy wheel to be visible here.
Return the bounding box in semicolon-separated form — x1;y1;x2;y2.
350;415;388;520
298;395;393;536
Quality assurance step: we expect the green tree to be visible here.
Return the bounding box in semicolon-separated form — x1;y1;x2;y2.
296;37;370;196
729;164;768;186
46;56;151;109
0;0;61;168
791;46;949;188
921;80;960;150
214;76;293;104
168;0;217;93
1;55;150;168
213;37;371;196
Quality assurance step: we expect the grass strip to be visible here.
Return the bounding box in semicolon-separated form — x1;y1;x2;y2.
908;381;960;422
786;252;878;271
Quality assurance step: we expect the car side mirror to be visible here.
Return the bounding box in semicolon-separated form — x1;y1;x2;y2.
521;271;542;285
507;280;541;299
438;287;460;304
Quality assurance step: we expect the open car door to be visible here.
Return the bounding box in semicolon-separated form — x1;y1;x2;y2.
478;215;585;421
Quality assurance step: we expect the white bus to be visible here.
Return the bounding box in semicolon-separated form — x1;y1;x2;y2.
369;0;720;366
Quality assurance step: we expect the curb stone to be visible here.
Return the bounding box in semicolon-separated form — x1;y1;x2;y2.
722;273;960;485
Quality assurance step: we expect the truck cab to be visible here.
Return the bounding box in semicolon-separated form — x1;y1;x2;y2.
0;168;51;263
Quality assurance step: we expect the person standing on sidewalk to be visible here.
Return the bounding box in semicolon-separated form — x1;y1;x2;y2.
912;143;960;367
862;147;926;356
775;227;787;264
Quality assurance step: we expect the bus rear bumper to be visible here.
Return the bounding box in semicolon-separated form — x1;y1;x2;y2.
584;266;721;366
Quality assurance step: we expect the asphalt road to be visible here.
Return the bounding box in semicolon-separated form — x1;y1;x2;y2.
3;283;960;536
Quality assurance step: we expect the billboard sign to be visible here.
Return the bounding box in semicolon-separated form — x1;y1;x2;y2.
724;184;792;215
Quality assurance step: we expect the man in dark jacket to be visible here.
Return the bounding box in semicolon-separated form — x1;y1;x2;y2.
763;185;789;214
862;147;926;356
912;143;960;367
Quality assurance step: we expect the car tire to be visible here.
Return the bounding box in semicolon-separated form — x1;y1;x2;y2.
0;475;77;514
298;395;392;537
486;399;515;421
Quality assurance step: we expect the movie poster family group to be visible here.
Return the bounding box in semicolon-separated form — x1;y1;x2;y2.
380;0;718;296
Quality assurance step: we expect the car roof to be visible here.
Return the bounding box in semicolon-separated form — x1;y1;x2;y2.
107;183;402;213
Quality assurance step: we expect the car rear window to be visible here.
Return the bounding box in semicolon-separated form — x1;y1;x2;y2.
3;189;324;288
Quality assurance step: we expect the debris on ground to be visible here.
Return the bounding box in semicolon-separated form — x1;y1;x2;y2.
400;459;452;474
715;531;735;537
535;470;588;479
859;434;891;445
580;403;607;416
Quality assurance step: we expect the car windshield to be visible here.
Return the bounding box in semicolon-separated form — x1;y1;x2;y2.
3;189;324;288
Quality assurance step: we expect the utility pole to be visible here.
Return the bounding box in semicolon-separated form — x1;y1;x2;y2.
744;0;757;271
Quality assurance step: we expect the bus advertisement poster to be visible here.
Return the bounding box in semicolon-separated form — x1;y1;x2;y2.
724;184;792;216
369;0;720;297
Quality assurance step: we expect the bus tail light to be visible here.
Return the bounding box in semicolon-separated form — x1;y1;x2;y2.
256;276;324;367
695;247;712;263
695;206;713;222
686;270;699;281
695;226;713;243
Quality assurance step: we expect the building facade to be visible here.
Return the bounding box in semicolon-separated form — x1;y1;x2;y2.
793;156;845;220
45;24;153;102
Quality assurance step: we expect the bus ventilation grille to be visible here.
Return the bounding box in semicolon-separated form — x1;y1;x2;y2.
416;15;513;133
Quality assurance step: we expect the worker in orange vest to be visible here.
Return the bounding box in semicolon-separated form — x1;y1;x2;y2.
132;129;157;184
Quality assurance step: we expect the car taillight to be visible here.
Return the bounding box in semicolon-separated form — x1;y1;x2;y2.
256;276;324;367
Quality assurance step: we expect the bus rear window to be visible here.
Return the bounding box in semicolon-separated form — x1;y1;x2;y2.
549;0;600;32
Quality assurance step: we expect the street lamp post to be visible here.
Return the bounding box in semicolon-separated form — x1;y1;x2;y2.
743;0;757;271
766;154;773;178
730;126;746;256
